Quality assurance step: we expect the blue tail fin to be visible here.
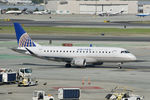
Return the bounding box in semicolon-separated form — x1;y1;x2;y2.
14;23;36;47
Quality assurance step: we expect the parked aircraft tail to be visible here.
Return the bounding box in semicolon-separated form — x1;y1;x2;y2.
14;23;38;47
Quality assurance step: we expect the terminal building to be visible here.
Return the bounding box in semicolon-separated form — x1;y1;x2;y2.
46;0;138;14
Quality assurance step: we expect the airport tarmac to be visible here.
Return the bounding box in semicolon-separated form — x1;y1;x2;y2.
2;34;150;42
0;40;150;100
1;14;150;28
1;14;150;22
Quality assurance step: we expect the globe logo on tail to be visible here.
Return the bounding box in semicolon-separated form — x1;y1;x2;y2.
19;33;36;47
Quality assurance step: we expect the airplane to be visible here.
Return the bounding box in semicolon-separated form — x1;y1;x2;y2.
12;23;137;68
33;10;50;15
98;10;124;16
136;13;150;17
5;10;22;15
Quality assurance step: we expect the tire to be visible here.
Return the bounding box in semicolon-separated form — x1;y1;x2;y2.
65;64;71;68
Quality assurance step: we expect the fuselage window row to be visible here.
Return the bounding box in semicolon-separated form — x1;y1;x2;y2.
44;50;113;54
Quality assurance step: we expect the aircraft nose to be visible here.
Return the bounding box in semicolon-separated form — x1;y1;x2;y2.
129;54;136;61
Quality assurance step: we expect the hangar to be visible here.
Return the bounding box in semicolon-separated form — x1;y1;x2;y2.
79;4;128;14
46;0;138;14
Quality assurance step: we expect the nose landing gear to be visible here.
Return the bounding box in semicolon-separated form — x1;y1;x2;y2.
117;62;123;69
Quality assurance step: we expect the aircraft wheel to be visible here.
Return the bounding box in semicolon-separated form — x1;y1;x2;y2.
65;64;71;68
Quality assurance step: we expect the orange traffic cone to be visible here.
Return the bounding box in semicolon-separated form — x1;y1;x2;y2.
88;78;91;85
82;79;85;86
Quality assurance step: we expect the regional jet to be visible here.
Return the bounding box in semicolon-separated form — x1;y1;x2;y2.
5;10;22;15
136;13;150;17
12;23;137;68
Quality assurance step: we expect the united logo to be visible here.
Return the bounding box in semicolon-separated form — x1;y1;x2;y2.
19;33;36;47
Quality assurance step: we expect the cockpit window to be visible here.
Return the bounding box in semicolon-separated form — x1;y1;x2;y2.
121;51;130;53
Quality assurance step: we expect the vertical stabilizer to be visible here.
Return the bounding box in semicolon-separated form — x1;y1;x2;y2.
14;23;36;47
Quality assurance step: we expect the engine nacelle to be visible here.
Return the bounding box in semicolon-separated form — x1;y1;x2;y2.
72;58;86;67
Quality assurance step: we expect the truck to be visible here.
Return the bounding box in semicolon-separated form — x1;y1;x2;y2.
58;88;80;100
105;87;144;100
17;68;32;80
32;90;54;100
17;68;38;87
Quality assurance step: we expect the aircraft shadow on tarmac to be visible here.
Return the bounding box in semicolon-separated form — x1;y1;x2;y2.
16;63;150;70
18;63;119;69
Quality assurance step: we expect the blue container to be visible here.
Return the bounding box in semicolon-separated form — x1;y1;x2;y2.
63;89;80;99
7;73;16;82
0;74;2;83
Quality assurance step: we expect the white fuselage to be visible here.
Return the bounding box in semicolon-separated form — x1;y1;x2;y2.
26;46;136;64
6;10;22;14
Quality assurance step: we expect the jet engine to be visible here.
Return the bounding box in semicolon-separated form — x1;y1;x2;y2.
72;58;86;67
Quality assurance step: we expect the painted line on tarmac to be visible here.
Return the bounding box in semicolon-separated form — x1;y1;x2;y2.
52;86;103;90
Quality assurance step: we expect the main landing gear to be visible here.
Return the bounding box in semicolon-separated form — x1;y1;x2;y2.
65;63;71;68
